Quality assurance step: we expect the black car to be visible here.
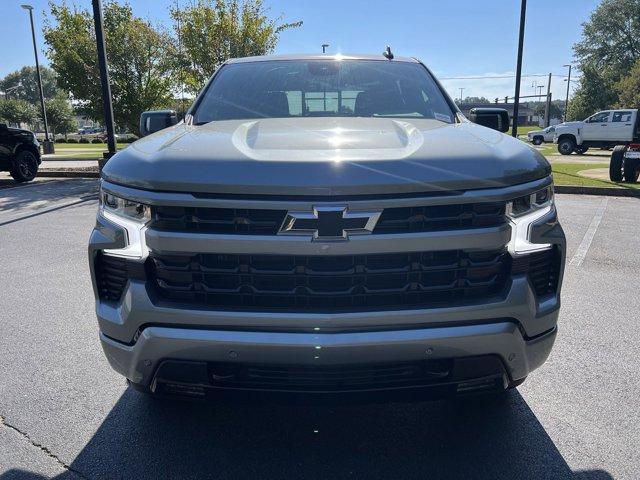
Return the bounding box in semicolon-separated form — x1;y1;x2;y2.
0;123;41;182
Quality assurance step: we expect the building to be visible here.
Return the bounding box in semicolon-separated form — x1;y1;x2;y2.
457;102;536;126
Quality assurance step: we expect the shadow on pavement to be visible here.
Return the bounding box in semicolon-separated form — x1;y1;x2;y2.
0;178;98;226
1;388;615;479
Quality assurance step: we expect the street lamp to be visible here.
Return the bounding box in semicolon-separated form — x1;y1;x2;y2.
3;84;22;100
92;0;117;167
512;0;527;138
322;43;330;54
21;4;54;154
563;64;572;122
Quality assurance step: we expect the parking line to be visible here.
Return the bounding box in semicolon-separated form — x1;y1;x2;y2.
568;197;608;267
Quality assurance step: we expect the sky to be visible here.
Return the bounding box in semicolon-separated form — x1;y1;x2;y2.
0;0;602;102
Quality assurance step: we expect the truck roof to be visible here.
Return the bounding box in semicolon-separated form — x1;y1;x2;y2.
226;53;420;64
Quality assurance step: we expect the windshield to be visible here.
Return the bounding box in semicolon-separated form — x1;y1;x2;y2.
192;60;456;124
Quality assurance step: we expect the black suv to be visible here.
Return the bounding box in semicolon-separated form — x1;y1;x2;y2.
0;123;41;182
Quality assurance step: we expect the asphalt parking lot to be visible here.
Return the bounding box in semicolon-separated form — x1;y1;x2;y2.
0;178;639;480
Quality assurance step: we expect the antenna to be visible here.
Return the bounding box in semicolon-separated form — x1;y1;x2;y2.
383;45;394;60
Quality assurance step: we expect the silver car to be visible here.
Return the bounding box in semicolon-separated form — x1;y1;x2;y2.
528;126;556;145
89;54;565;401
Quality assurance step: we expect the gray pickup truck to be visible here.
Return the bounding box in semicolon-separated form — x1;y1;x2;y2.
89;54;565;402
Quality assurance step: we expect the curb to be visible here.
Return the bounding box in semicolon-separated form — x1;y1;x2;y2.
555;185;640;197
38;170;100;179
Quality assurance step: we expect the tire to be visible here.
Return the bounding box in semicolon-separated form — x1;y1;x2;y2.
624;157;640;183
532;136;543;146
609;145;626;182
557;137;576;155
10;150;38;182
575;146;589;154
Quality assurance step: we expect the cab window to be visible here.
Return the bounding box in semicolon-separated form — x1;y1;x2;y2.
612;111;633;123
588;112;610;123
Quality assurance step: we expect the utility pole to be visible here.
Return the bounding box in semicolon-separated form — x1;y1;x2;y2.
563;64;572;122
459;87;465;103
544;72;552;127
536;85;544;100
92;0;117;169
512;0;527;137
21;4;54;154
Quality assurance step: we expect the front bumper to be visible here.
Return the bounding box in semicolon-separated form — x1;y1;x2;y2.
101;320;557;398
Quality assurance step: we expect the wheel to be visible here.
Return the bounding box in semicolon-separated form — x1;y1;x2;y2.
10;150;38;182
609;145;626;182
557;137;576;155
575;146;589;154
532;136;543;146
624;157;640;183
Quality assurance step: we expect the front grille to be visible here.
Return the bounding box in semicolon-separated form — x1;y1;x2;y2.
152;206;286;235
207;360;452;392
511;247;561;297
151;202;506;235
147;248;510;312
374;202;506;233
94;253;128;301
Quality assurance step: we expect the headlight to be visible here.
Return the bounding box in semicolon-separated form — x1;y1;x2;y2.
99;188;150;258
506;186;554;255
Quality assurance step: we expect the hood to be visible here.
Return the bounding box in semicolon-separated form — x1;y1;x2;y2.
102;117;551;196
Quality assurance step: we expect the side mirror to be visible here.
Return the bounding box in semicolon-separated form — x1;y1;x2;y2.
139;110;178;137
468;108;510;133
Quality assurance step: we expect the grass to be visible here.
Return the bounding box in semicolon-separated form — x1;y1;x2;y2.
53;143;131;150
507;125;542;136
45;143;131;160
552;162;640;189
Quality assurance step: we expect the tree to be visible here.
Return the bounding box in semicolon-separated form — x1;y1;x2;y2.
171;0;302;93
44;1;176;134
567;64;618;120
0;99;38;127
616;58;640;107
570;0;640;118
0;66;60;104
46;95;77;136
574;0;640;81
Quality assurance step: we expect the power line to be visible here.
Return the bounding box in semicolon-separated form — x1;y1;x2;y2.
440;73;579;80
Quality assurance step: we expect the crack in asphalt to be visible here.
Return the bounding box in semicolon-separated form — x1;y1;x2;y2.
0;415;89;480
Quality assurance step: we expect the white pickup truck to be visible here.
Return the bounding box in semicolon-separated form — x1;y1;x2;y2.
553;109;639;155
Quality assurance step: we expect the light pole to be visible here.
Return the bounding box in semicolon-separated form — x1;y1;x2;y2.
459;87;465;103
92;0;117;167
512;0;527;137
563;64;572;122
21;4;54;154
322;44;330;54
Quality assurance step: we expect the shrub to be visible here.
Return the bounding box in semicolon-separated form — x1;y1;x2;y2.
79;137;91;143
67;138;78;143
55;138;67;143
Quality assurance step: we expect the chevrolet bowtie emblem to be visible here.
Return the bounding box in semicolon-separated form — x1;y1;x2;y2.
279;206;381;241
